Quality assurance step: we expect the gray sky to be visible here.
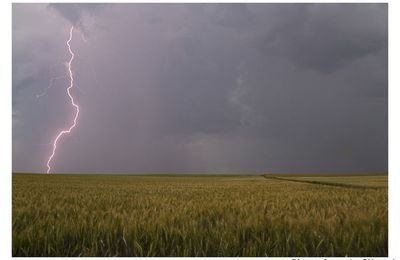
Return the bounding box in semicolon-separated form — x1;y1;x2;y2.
12;3;388;174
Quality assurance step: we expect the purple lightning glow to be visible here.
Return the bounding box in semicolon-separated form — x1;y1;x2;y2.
46;26;80;174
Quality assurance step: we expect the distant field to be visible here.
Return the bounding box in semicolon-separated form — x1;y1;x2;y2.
12;174;387;257
264;175;388;188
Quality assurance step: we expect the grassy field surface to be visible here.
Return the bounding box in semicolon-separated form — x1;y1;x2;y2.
12;174;387;257
265;175;387;188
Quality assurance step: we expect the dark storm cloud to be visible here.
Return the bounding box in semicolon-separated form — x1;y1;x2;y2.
250;4;387;73
12;3;387;173
48;3;107;36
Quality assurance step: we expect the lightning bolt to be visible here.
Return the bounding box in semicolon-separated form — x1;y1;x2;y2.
46;26;80;174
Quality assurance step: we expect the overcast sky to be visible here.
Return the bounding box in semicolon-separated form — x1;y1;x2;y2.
12;3;387;174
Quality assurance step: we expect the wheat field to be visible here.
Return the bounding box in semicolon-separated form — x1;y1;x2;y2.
12;174;387;257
